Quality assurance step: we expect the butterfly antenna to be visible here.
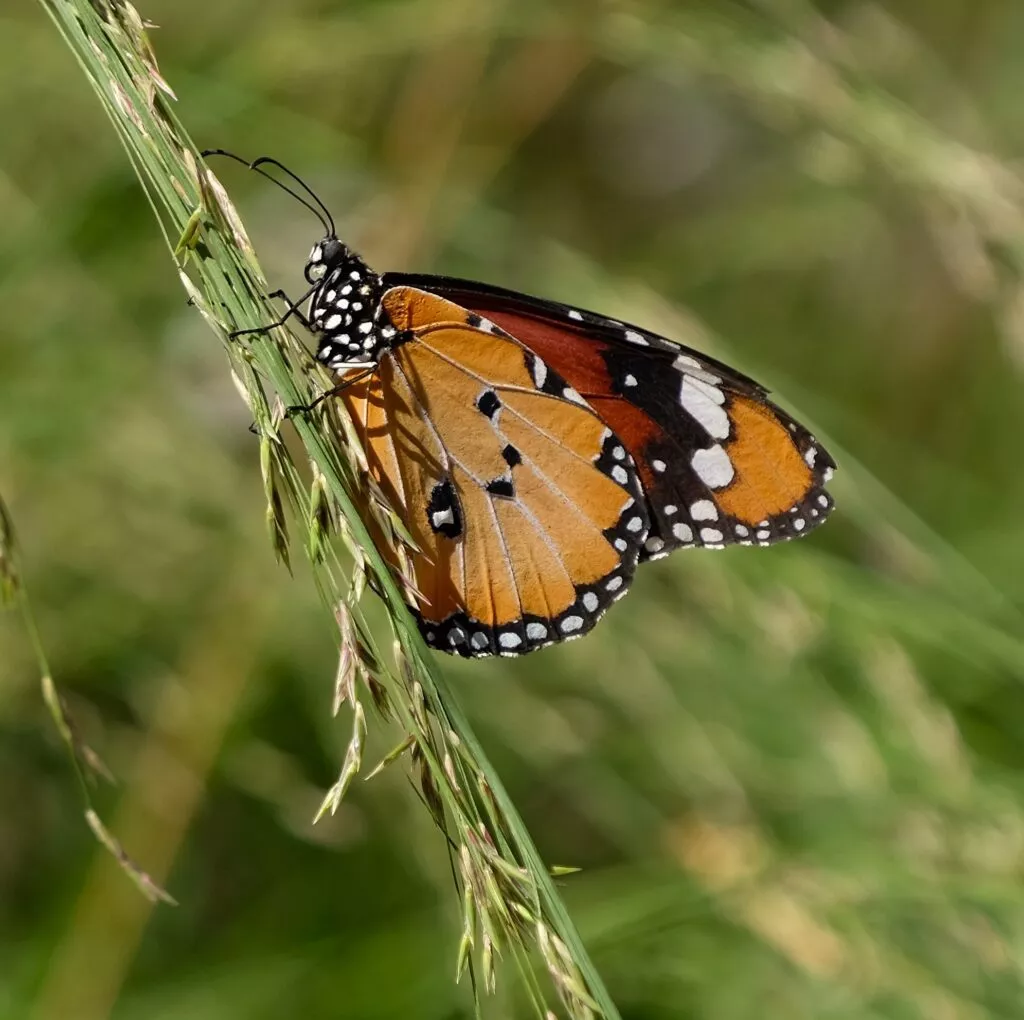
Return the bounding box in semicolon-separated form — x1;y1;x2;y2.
201;149;335;237
250;156;337;238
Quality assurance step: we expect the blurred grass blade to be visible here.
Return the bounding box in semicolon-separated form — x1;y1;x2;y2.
1;489;175;903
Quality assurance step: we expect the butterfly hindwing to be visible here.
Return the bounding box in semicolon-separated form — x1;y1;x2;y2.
384;273;836;561
337;286;649;657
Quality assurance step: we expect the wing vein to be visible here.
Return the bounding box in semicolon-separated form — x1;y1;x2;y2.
483;494;524;630
412;336;607;470
393;342;622;532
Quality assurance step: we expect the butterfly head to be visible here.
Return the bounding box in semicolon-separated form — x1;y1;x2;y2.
304;236;348;284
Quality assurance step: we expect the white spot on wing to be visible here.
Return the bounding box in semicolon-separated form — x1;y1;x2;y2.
499;632;522;649
690;499;718;521
561;615;584;633
325;314;342;330
672;522;693;542
804;447;817;468
674;354;721;385
624;329;648;345
582;592;599;612
567;310;583;321
526;622;547;641
680;377;730;440
700;528;724;543
691;446;735;489
611;465;629;484
531;357;547;389
624;374;638;387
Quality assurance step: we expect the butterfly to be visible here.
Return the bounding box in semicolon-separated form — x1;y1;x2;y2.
207;152;836;658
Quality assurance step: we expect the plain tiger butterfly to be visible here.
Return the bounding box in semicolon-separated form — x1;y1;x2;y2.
205;151;836;659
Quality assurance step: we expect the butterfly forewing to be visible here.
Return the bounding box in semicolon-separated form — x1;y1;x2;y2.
386;273;836;561
337;286;649;657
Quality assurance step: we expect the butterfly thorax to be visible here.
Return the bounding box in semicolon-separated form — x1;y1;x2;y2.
305;241;400;370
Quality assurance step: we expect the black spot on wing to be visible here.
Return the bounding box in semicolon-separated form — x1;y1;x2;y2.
476;389;501;420
485;476;515;499
502;444;522;468
426;478;462;538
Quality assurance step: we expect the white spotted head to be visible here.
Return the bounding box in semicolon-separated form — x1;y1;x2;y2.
304;236;348;284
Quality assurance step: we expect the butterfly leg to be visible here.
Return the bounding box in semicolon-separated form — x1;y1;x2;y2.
286;366;378;417
230;283;317;340
266;289;313;331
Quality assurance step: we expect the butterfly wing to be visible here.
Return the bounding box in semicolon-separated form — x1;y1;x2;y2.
384;273;836;561
337;285;649;657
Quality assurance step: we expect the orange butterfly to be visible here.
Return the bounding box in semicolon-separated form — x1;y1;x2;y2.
211;153;836;658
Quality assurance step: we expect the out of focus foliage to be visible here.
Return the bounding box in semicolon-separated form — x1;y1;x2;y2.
3;2;1024;1018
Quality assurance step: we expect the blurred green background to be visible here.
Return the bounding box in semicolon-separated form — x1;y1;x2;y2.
4;1;1024;1018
